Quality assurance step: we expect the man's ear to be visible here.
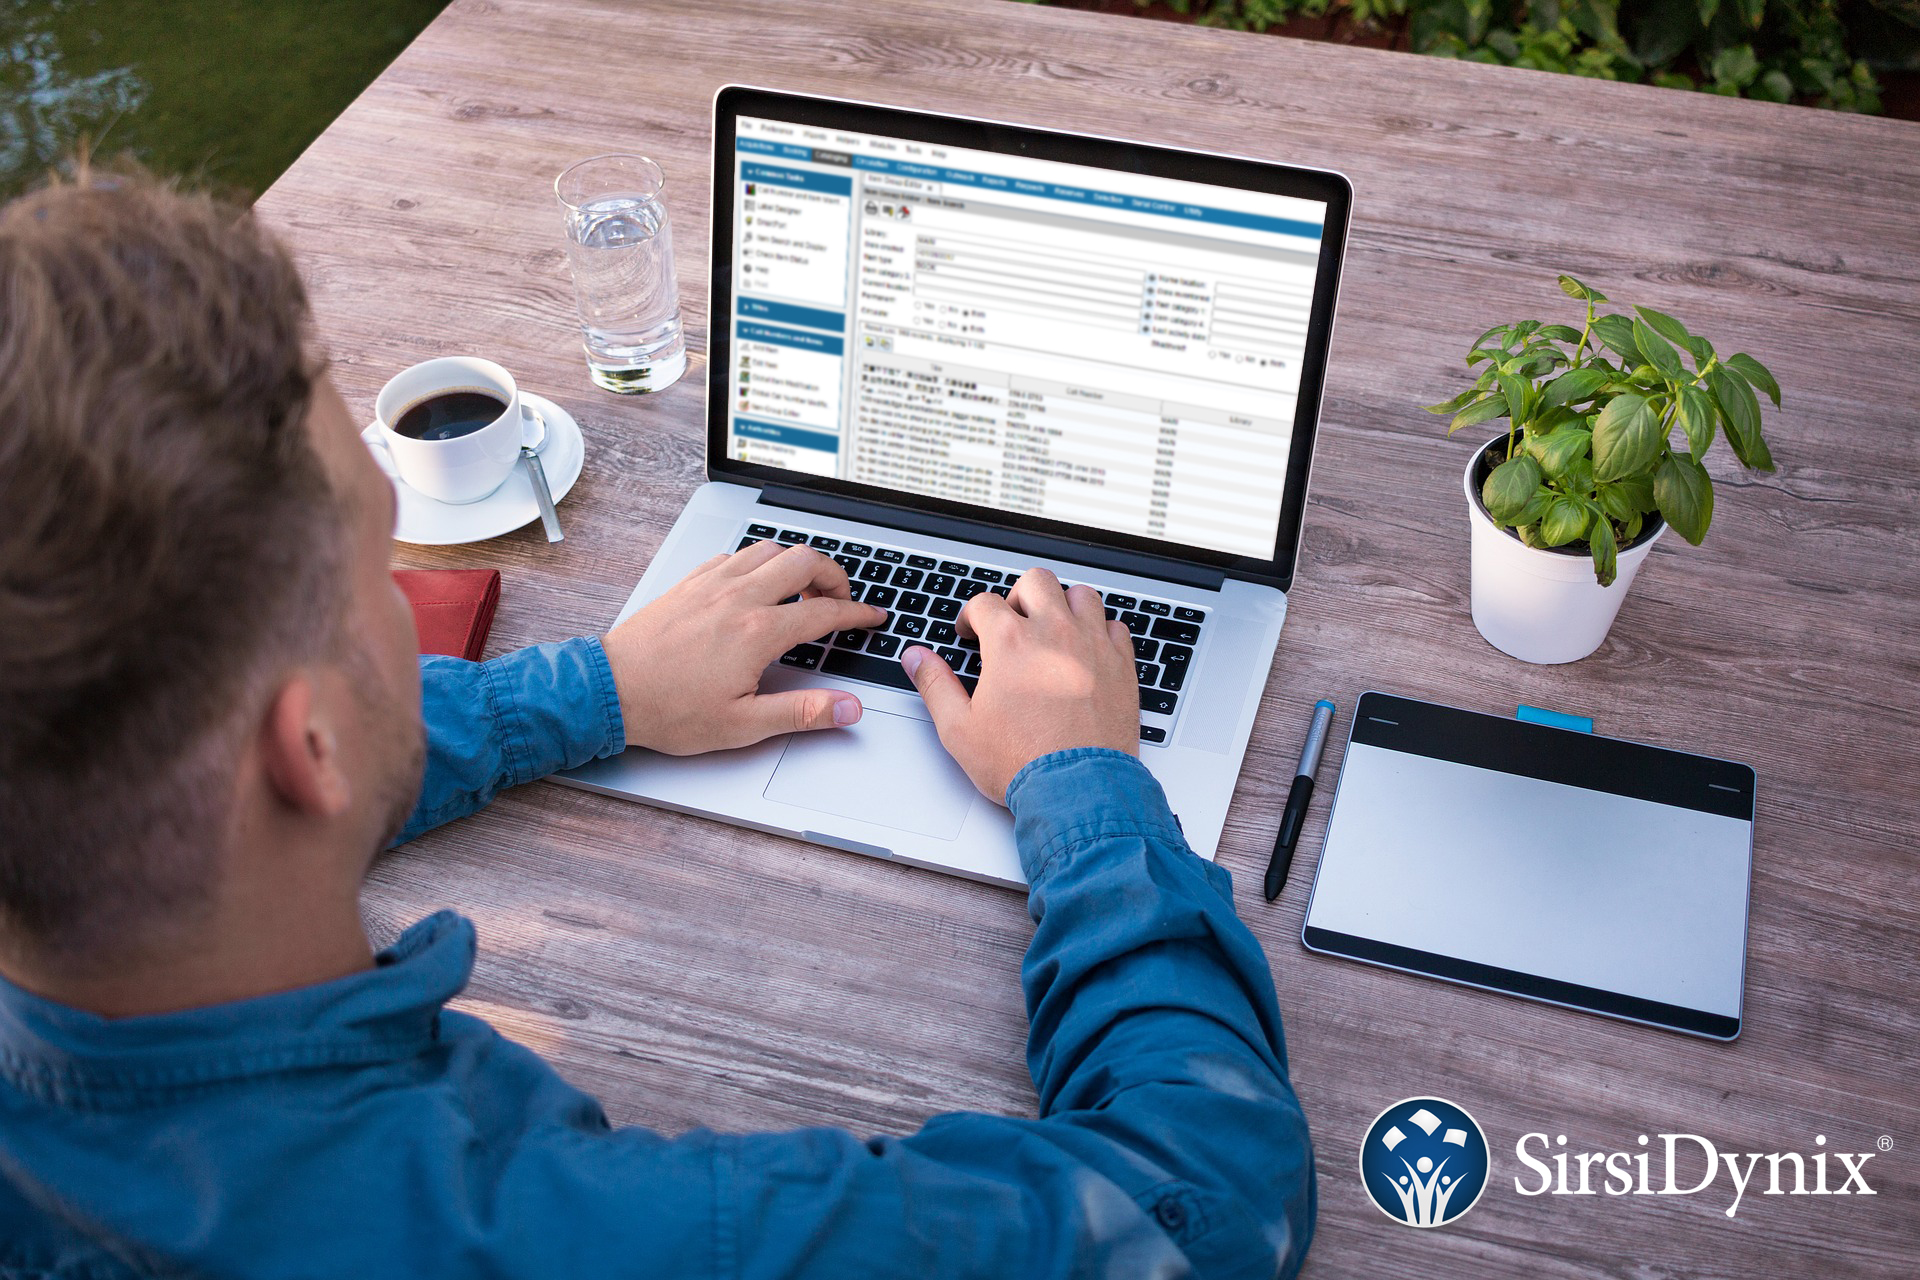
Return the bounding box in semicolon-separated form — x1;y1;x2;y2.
258;674;353;818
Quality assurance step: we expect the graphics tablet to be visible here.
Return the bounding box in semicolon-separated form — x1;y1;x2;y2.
1302;692;1756;1040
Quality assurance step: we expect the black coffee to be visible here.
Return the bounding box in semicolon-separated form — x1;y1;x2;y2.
395;390;507;441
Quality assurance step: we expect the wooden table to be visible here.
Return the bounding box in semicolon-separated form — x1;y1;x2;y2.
256;1;1920;1274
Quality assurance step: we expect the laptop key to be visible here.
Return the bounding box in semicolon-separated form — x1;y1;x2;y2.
906;554;937;569
929;597;962;620
736;536;759;551
865;631;901;658
865;585;897;609
834;629;868;648
927;621;958;645
1140;600;1171;616
1132;636;1159;661
780;643;824;670
1150;617;1200;646
958;675;979;696
1104;605;1118;620
898;591;931;615
1160;643;1193;672
893;615;927;639
958;633;980;651
970;567;1003;583
823;646;913;691
875;548;905;563
955;580;988;600
842;542;874;557
964;652;983;676
832;554;861;575
1105;593;1137;610
809;535;841;551
924;573;956;596
1174;606;1205;623
858;561;891;583
1140;724;1168;745
988;584;1010;597
1160;664;1186;692
938;560;969;575
1140;688;1178;716
747;523;776;538
847;582;865;602
777;529;808;544
1119;611;1150;636
936;645;968;669
890;566;923;589
1136;661;1160;686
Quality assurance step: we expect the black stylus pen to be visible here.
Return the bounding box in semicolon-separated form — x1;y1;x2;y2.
1264;699;1335;902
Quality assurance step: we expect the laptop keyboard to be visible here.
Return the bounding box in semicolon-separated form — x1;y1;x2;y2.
737;522;1207;745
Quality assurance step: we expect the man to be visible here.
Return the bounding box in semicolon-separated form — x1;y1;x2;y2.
0;168;1313;1276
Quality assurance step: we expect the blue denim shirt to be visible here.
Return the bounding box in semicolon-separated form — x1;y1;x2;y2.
0;639;1314;1278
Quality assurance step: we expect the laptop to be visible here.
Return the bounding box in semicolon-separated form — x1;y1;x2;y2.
558;85;1352;888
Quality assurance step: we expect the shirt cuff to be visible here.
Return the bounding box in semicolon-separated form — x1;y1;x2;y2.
474;636;627;788
1004;747;1188;885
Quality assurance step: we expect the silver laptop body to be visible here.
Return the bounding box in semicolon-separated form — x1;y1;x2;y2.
559;87;1353;888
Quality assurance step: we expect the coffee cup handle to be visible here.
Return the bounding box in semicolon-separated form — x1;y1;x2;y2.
359;423;399;476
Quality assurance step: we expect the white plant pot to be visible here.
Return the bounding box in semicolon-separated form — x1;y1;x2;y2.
1465;439;1666;664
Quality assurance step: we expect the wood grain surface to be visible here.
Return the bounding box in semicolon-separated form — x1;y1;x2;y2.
254;1;1920;1274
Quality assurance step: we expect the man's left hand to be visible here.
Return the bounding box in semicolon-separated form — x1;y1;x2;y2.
601;541;887;755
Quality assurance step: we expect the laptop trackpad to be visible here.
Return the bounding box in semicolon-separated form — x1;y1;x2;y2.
763;708;975;840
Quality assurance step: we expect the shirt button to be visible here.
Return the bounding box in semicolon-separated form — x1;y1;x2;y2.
1156;1198;1187;1230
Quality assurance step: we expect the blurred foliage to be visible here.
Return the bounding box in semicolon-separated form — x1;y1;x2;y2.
1066;0;1915;112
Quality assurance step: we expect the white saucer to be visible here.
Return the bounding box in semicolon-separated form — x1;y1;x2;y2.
361;392;585;546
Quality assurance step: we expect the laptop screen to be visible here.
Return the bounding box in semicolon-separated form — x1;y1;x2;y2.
710;91;1349;577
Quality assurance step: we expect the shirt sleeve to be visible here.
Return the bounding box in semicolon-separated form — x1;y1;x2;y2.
712;747;1316;1279
392;637;626;845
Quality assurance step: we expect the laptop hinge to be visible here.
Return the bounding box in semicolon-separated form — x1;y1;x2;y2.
756;484;1230;591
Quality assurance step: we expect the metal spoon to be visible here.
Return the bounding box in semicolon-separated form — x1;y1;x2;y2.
520;406;563;543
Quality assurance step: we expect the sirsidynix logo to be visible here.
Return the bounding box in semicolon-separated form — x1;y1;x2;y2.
1360;1097;1490;1227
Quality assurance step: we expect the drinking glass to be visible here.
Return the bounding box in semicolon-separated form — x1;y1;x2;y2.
555;154;686;394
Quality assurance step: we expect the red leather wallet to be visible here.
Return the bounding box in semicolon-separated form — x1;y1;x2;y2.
394;568;501;662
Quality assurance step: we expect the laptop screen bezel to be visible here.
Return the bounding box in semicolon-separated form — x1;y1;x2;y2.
706;84;1352;590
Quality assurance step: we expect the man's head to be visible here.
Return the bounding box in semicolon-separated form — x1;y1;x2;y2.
0;164;422;977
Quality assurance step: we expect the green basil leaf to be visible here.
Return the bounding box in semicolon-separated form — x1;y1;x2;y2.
1707;368;1775;471
1538;324;1583;343
1589;516;1619;588
1654;451;1715;545
1632;318;1684;380
1557;274;1607;303
1562;454;1595;497
1625;511;1644;541
1597;474;1657;521
1632;304;1693;349
1424;386;1484;415
1540;366;1609;409
1515;486;1555;526
1682;333;1714;368
1591;392;1662;482
1539;495;1592;546
1484;454;1544;523
1676;383;1716;456
1498;370;1532;427
1466;346;1503;366
1472;324;1509;352
1591;314;1643;365
1516;523;1549;550
1725;352;1781;406
1448;395;1509;435
1526;425;1592;480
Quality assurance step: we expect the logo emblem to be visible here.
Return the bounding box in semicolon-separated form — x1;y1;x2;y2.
1360;1097;1489;1227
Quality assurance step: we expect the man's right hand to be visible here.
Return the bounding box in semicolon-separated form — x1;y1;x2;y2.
900;568;1139;803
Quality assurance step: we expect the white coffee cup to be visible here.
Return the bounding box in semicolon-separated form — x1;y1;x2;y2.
371;357;536;504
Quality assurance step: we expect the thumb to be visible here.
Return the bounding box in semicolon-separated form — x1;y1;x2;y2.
737;687;865;742
901;645;970;732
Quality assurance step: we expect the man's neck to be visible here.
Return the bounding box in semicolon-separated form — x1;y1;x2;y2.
0;869;375;1020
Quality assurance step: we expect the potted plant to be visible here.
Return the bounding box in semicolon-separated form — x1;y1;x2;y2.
1425;275;1782;664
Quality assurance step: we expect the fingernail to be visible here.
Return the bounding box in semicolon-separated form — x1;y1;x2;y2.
900;646;924;680
832;697;860;726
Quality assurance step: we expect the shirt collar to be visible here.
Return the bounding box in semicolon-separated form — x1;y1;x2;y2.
0;910;475;1107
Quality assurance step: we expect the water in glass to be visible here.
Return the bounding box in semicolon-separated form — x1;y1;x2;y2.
557;156;686;393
